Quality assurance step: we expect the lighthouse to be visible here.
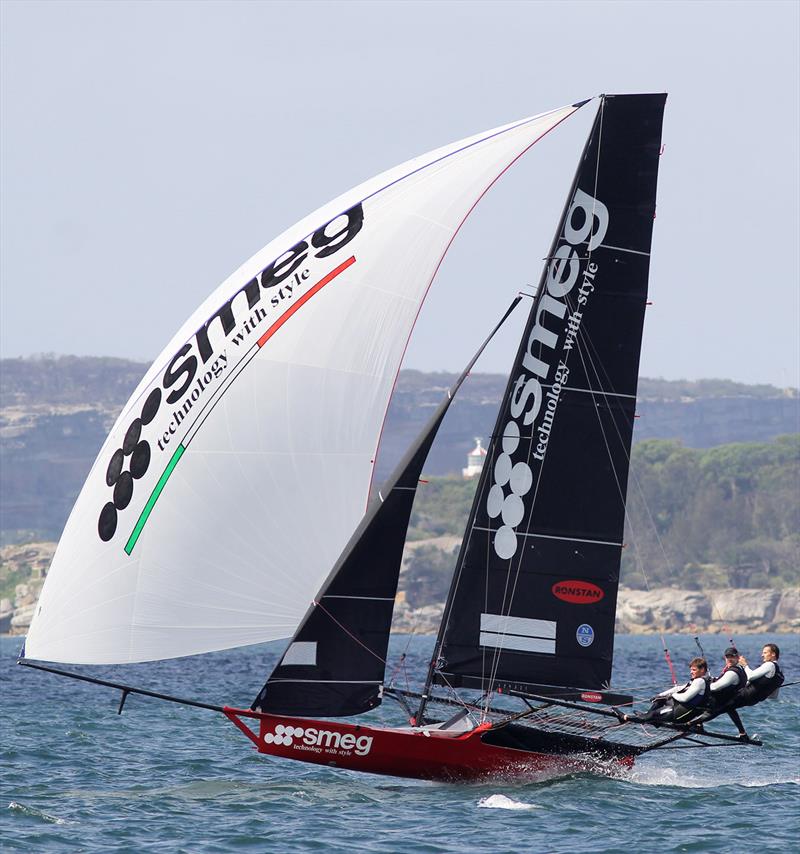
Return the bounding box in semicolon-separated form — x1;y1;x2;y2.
462;437;487;478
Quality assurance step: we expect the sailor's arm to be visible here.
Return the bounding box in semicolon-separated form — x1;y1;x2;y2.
672;677;706;704
653;685;680;699
710;670;739;693
744;661;775;681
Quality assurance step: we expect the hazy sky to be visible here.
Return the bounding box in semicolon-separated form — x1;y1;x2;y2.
1;0;798;387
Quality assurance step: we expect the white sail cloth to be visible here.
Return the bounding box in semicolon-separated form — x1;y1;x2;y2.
24;104;579;664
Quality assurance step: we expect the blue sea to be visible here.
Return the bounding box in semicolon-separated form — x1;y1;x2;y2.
2;633;798;853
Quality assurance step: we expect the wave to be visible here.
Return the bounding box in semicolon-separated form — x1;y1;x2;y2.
477;794;539;810
7;801;74;824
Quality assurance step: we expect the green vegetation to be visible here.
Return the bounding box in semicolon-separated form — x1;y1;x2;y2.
407;477;478;541
623;435;799;589
405;436;799;600
404;545;459;608
0;562;30;601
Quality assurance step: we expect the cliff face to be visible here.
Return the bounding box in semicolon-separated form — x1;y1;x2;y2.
380;375;799;483
0;542;53;635
1;358;798;544
614;587;800;634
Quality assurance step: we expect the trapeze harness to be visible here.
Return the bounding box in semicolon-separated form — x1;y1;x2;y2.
736;661;784;707
670;674;712;722
710;663;747;709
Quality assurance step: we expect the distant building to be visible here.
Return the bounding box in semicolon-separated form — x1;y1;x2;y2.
462;437;487;478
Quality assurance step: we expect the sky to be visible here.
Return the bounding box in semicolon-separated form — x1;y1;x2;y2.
1;0;798;388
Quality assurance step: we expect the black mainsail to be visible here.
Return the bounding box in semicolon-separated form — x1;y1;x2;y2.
428;94;667;701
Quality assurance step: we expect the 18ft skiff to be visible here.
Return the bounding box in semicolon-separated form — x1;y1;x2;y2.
21;93;763;781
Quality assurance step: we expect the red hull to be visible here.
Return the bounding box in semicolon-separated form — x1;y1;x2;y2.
224;707;634;782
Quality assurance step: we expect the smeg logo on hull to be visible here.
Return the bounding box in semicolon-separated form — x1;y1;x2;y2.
264;723;373;756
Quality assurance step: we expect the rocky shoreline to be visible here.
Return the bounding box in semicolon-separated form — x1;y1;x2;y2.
391;586;800;636
3;542;798;638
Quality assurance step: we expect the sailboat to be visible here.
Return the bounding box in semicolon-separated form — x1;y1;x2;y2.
20;93;760;781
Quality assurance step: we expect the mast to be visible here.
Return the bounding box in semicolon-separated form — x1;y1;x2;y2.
418;93;667;722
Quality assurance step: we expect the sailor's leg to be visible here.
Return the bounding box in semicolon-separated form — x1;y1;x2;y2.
670;702;704;725
734;685;759;708
726;708;748;737
622;699;674;724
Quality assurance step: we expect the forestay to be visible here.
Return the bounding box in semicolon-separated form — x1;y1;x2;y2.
24;103;581;664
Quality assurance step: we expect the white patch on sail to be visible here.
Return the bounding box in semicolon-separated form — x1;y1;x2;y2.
282;642;317;666
479;613;556;654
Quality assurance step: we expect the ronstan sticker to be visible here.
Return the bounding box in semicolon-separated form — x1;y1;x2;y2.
551;580;605;604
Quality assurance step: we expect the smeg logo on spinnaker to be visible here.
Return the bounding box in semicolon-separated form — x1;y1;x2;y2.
96;203;364;544
551;580;605;604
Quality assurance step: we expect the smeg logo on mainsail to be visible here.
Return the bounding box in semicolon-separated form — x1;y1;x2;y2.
486;189;609;560
97;203;364;543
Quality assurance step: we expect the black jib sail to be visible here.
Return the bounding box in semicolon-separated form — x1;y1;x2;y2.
430;94;667;698
252;300;522;717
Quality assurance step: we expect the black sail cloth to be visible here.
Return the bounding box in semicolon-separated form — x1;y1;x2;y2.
433;94;667;696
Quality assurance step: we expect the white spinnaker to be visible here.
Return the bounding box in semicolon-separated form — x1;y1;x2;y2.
24;103;580;664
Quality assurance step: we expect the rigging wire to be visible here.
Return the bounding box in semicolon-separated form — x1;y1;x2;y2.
573;309;746;675
566;290;679;684
313;599;387;665
566;134;747;672
548;278;671;683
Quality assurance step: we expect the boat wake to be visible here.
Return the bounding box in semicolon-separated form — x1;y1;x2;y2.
626;766;800;789
7;801;74;825
477;794;539;810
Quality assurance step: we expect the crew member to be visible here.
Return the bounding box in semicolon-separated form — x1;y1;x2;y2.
708;646;749;737
710;647;748;707
737;643;784;706
619;658;710;725
700;645;784;739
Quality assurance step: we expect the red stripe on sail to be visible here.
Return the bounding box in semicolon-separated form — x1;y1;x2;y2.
257;255;356;348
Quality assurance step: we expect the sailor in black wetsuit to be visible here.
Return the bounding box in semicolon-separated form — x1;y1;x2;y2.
701;644;785;738
708;647;749;737
725;643;784;738
737;643;784;706
710;647;748;706
621;657;711;725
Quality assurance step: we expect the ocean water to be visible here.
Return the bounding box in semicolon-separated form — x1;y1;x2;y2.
2;632;798;853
